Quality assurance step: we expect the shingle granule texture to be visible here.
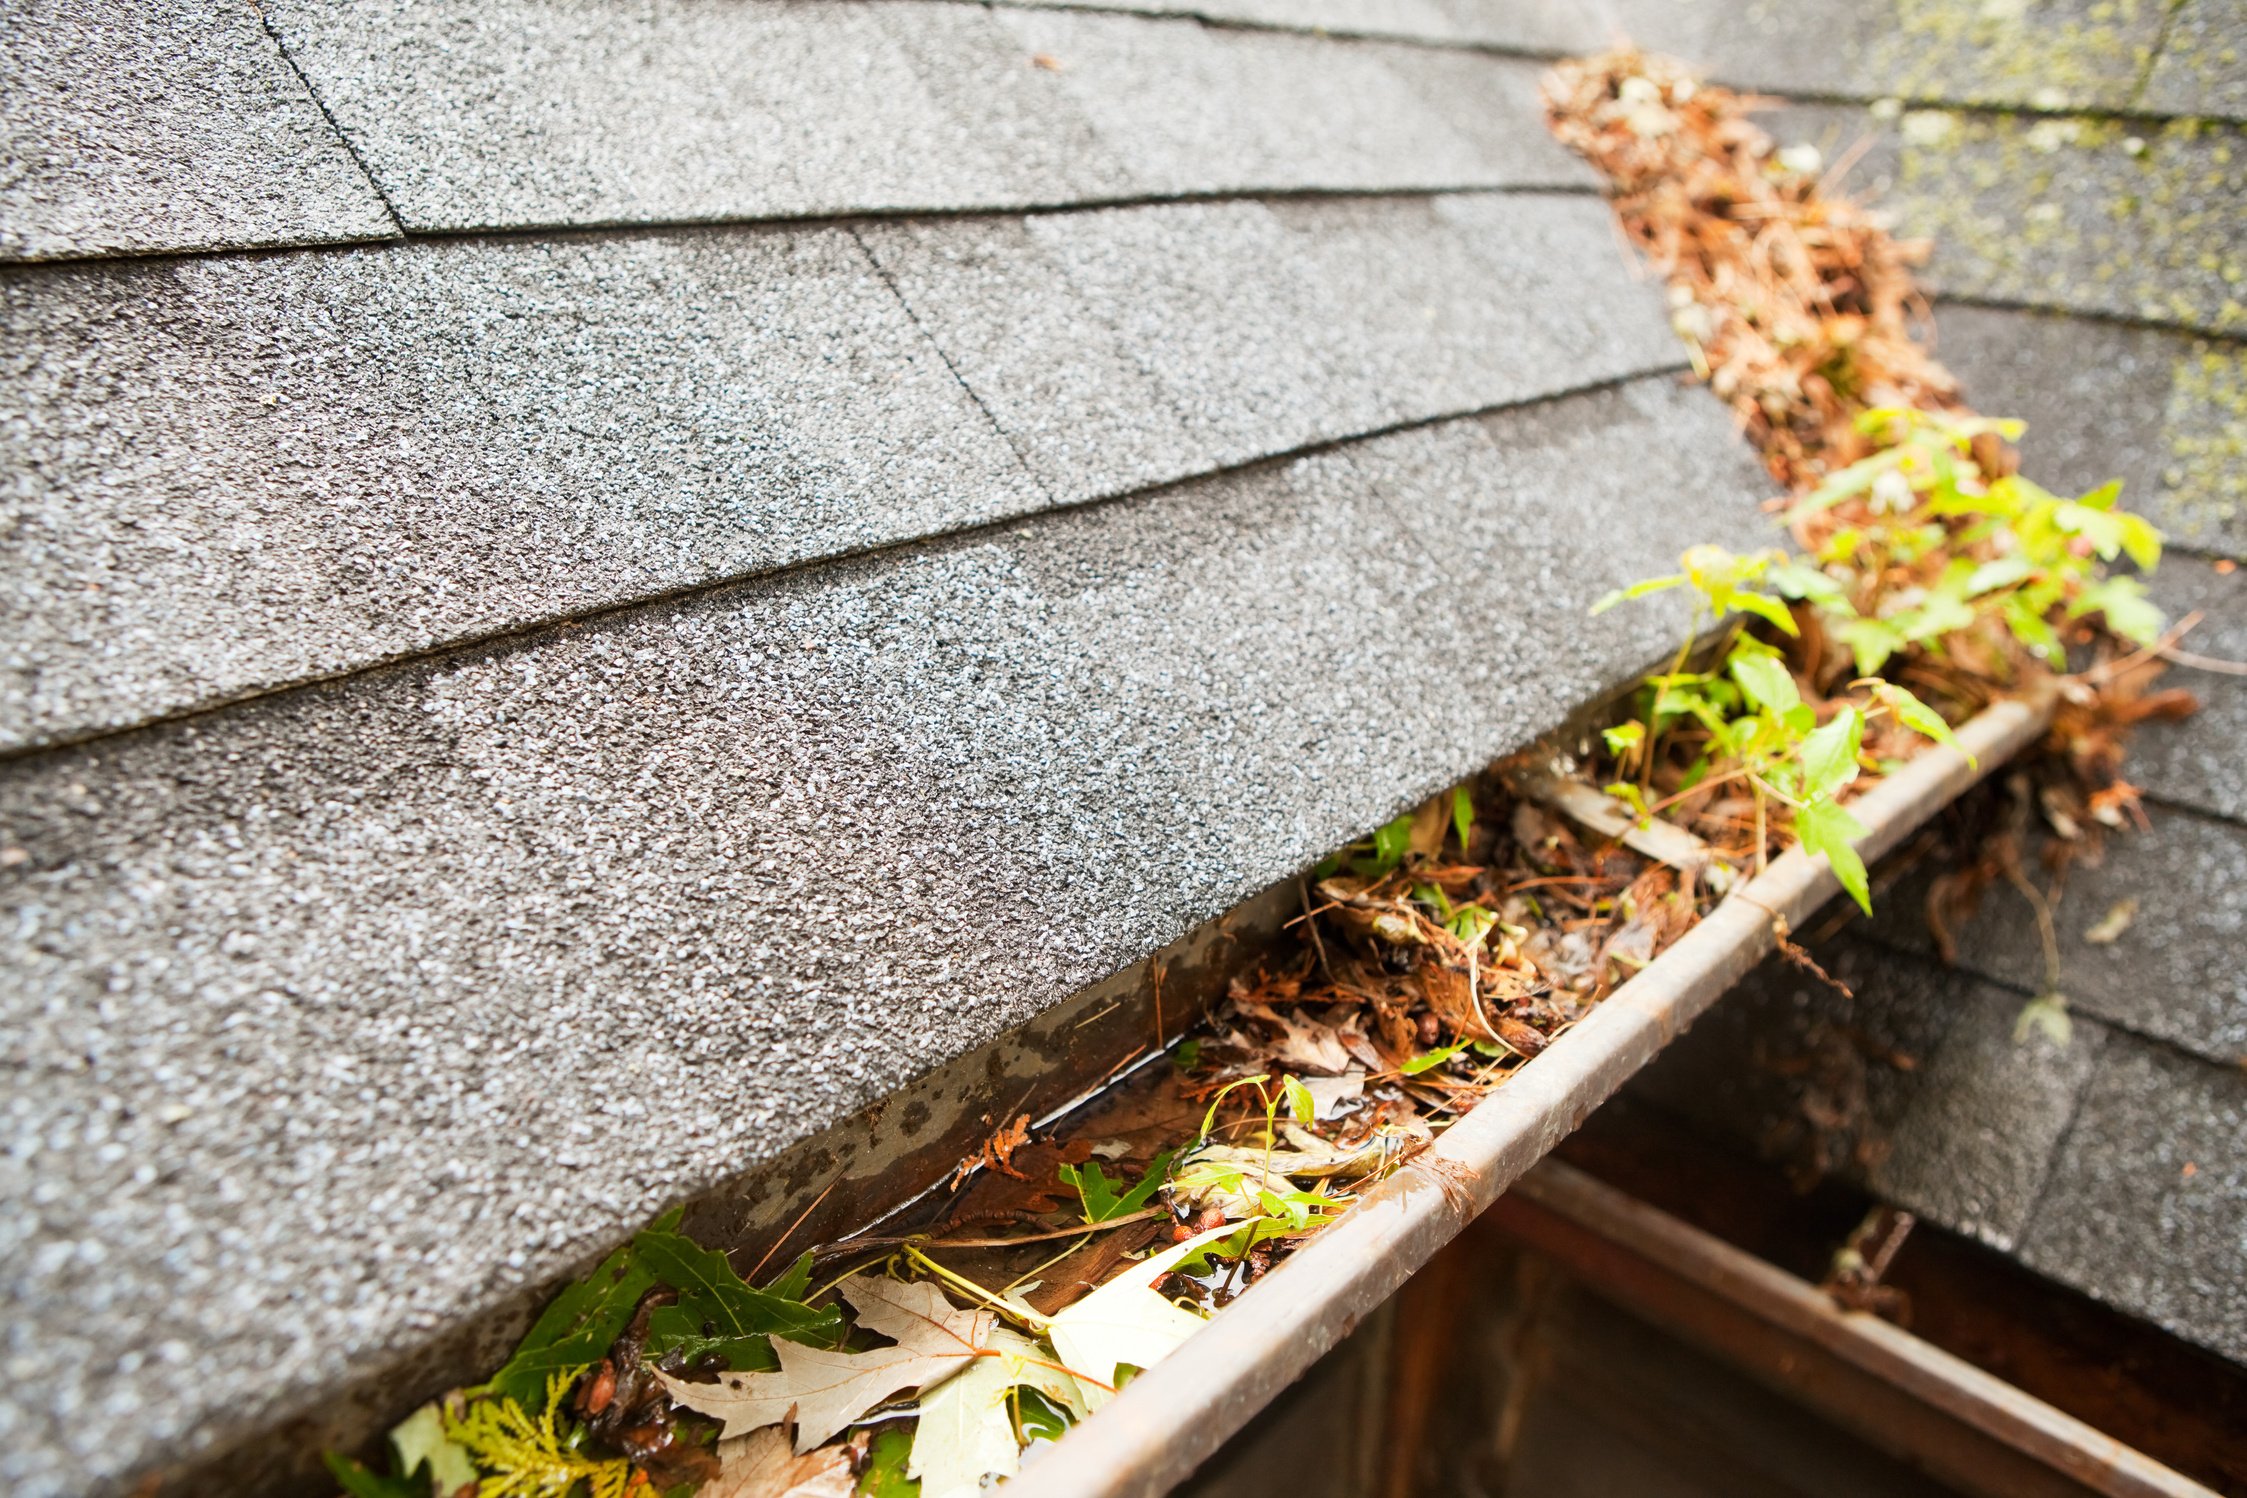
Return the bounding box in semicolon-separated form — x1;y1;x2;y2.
0;376;1767;1498
0;227;1041;755
1768;103;2247;339
261;0;1591;233
859;194;1680;502
2019;1035;2247;1364
2141;0;2247;122
1;193;1681;755
1932;304;2247;562
0;0;397;261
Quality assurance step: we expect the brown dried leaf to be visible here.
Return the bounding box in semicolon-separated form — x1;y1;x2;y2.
704;1428;855;1498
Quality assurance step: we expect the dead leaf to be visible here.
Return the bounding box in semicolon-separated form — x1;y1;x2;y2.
952;1113;1032;1188
908;1327;1085;1498
2083;897;2137;946
657;1276;996;1452
704;1428;854;1498
1048;1222;1236;1412
1228;1000;1351;1075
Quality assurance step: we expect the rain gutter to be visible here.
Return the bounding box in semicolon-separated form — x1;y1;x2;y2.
1005;690;2056;1498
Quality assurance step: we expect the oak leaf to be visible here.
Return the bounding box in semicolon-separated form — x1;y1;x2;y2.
658;1276;996;1452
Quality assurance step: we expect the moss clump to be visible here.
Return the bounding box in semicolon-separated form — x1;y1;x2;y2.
1875;0;2164;110
1883;107;2247;333
2163;342;2247;544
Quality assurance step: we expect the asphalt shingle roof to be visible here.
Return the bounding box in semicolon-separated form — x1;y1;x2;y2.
0;380;1767;1496
0;0;397;261
6;2;2244;1492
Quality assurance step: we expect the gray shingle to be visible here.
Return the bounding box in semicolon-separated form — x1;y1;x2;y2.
989;0;1603;51
2018;1033;2247;1364
1931;303;2247;561
1865;802;2247;1065
1598;0;2166;113
2141;0;2247;122
2132;559;2247;824
1769;103;2247;338
0;377;1761;1497
263;0;1588;234
0;0;396;261
0;227;1042;756
1628;935;2107;1252
2;192;1690;757
860;195;1680;501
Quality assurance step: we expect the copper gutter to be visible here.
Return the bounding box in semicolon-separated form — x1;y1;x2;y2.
1006;691;2056;1498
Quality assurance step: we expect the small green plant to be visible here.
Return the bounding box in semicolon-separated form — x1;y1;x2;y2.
1595;408;2163;914
446;1373;633;1498
1058;1149;1178;1224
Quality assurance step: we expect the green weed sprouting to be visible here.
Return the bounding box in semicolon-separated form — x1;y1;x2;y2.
1596;408;2164;914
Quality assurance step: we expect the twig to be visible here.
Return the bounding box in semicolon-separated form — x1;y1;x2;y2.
748;1177;841;1284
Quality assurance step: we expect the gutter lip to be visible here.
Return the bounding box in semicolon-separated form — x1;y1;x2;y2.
1003;689;2057;1498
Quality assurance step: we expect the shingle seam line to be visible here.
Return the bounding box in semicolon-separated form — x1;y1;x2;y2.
975;0;2246;127
847;225;1060;509
2140;790;2247;840
2130;0;2192;111
1931;292;2247;347
1843;924;2243;1071
244;0;410;240
0;182;1602;275
0;359;1689;766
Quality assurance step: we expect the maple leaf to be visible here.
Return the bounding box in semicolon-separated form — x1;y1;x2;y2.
907;1327;1085;1498
1227;1000;1351;1075
703;1428;855;1498
1047;1222;1236;1412
657;1276;996;1452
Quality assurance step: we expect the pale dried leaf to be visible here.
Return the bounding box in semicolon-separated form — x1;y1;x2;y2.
1047;1223;1235;1412
907;1327;1084;1498
657;1276;996;1452
705;1428;855;1498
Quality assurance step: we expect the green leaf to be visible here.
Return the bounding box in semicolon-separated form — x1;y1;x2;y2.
1446;904;1498;948
1358;813;1415;876
1768;558;1847;605
761;1249;814;1303
633;1228;845;1368
1871;683;1966;760
2003;594;2062;658
1729;590;1801;635
1835;617;1905;677
1601;720;1645;758
2071;576;2165;646
1173;1037;1202;1071
1401;1040;1469;1075
1058;1150;1178;1224
1902;590;1978;643
1450;785;1475;852
2013;993;2074;1048
1282;1075;1317;1128
857;1426;920;1497
323;1453;426;1498
1962;555;2033;597
390;1403;476;1495
1796;708;1864;802
479;1241;655;1411
1794;798;1873;915
2114;511;2163;572
1591;573;1684;614
1728;651;1801;717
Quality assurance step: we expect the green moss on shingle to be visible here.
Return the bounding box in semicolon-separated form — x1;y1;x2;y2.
2164;342;2247;539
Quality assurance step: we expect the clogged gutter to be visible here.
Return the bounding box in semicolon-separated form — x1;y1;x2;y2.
325;50;2192;1498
